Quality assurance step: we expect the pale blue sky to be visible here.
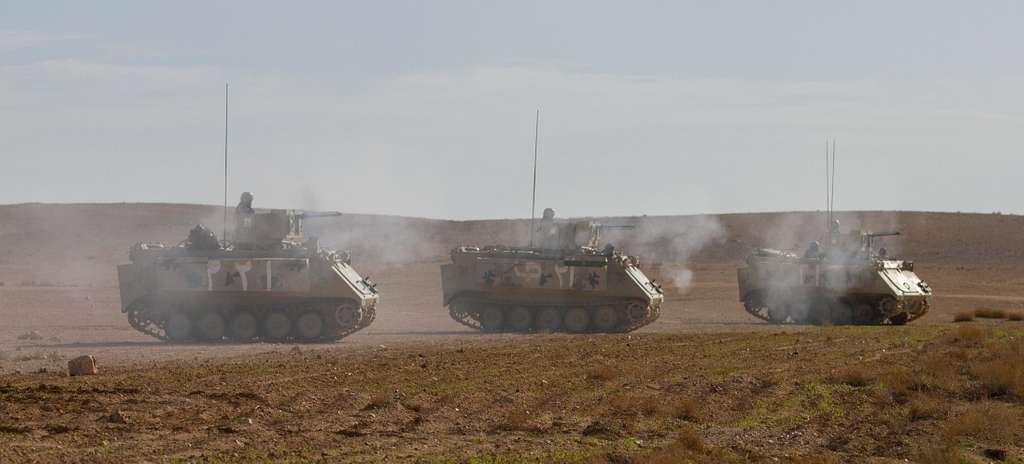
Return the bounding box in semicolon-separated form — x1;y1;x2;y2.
2;1;1022;218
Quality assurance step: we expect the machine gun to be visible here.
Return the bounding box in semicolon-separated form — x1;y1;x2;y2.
863;231;900;256
296;211;343;220
583;222;636;249
235;209;343;248
287;210;342;241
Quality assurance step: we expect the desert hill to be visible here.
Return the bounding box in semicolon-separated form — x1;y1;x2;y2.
2;203;1022;287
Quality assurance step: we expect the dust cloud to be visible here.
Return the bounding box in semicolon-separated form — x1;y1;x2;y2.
605;215;726;294
307;215;448;269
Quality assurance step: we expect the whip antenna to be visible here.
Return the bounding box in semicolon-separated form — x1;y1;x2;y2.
824;137;838;231
825;138;830;229
223;83;229;245
529;109;540;248
831;138;837;219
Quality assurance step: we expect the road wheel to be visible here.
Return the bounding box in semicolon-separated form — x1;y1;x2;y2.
335;303;361;328
165;313;193;342
806;298;831;325
743;291;769;320
228;311;259;341
295;311;324;341
625;302;648;323
534;307;562;332
563;307;590;333
262;311;292;341
197;312;226;341
479;306;504;332
592;306;618;332
829;301;853;325
767;305;790;324
506;306;533;332
889;313;909;326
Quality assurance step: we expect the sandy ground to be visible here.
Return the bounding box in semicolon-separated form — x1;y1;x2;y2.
2;259;1021;371
2;204;1024;462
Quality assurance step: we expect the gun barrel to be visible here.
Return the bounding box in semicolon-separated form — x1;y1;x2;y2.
597;224;636;229
299;211;343;219
866;231;900;238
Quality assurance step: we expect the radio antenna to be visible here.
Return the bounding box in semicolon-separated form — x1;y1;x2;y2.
222;83;229;245
529;109;540;248
824;137;838;233
831;138;837;221
825;138;830;229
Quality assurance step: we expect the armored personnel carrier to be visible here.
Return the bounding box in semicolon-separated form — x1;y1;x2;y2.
441;217;663;333
117;208;378;342
737;224;931;325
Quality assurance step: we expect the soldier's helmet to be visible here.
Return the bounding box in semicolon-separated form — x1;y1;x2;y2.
542;208;555;220
240;192;254;204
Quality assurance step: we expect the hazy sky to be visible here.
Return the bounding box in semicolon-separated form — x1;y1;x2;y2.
2;1;1022;219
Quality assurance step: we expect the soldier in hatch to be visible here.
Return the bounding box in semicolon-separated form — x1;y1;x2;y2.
234;191;256;244
828;219;841;246
804;241;822;260
538;207;560;253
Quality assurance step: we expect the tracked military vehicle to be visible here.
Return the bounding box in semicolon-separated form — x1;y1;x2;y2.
737;225;931;325
117;208;378;342
441;218;663;333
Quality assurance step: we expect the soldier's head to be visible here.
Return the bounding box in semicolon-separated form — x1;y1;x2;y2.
830;219;841;232
240;191;254;205
542;208;555;220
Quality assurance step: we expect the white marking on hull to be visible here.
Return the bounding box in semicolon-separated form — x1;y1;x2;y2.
206;260;222;291
236;261;253;291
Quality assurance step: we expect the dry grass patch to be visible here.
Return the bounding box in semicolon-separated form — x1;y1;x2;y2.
944;402;1021;444
830;366;871;387
917;354;964;393
907;396;944;421
790;455;840;464
666;398;701;421
636;426;751;464
972;360;1022;398
972;344;1024;400
672;425;705;453
952;311;975;322
496;410;536;432
581;417;626;438
951;325;989;347
585;365;618;382
606;394;638;416
915;444;963;464
363;392;391;410
640;426;704;463
638;396;664;417
607;394;662;417
606;394;702;421
973;307;1008;319
877;368;915;403
400;397;436;414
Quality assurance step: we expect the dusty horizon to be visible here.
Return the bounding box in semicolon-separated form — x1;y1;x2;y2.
1;200;1019;222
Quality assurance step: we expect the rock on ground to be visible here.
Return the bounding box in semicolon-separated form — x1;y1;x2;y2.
68;355;98;376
